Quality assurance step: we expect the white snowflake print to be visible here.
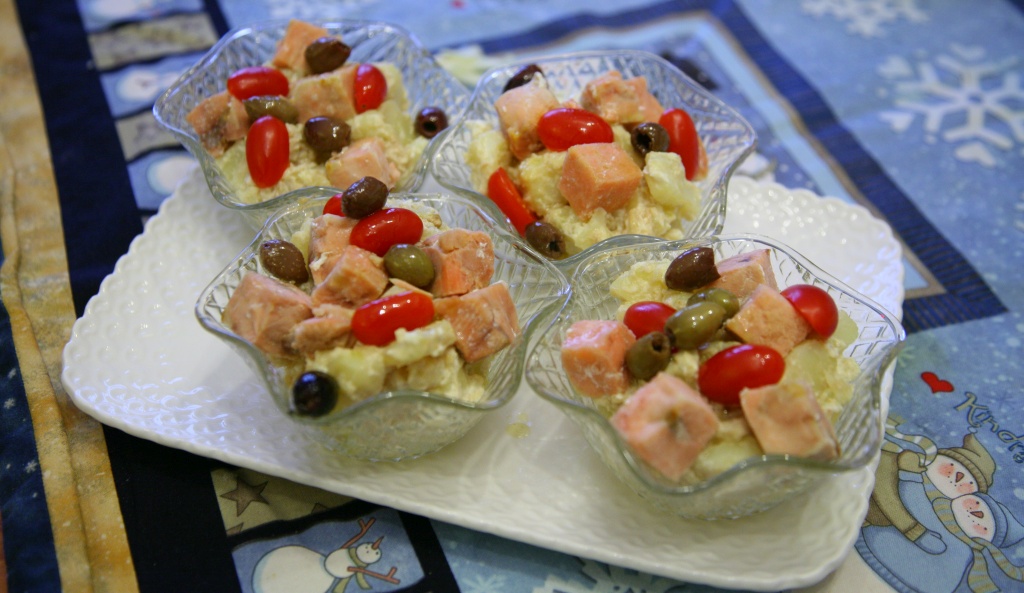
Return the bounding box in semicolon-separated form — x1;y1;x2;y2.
25;460;38;473
463;573;508;593
802;0;927;37
533;558;686;593
878;45;1024;168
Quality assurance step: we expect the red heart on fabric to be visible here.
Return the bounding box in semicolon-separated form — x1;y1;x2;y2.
921;371;954;393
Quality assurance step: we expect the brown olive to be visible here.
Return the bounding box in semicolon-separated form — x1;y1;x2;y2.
243;96;299;124
341;176;389;219
663;301;726;350
625;331;673;381
687;288;740;318
414;106;448;139
383;244;435;288
524;221;567;260
303;116;351;163
503;64;543;93
259;239;309;284
664;246;720;291
304;37;352;74
630;122;670;156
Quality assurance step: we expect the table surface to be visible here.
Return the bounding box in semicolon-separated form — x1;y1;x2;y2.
2;1;1023;593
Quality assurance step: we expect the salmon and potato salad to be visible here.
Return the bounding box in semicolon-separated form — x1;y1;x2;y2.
464;63;709;259
221;181;521;418
560;246;860;484
186;19;447;206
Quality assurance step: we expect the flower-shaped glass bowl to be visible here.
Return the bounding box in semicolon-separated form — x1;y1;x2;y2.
197;189;570;461
429;50;757;269
155;19;471;230
525;234;905;519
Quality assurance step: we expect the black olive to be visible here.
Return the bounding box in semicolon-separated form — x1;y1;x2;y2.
259;239;309;284
414;106;448;139
243;96;299;124
524;221;567;260
291;371;339;417
503;64;543;93
304;37;352;74
625;331;673;381
303;116;351;163
341;176;389;219
664;246;720;291
630;122;670;157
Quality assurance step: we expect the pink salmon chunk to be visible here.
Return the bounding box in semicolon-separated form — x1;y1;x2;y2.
291;63;358;123
434;282;521;363
725;283;810;357
579;70;663;125
610;372;719;481
740;381;839;461
222;272;313;358
326;137;399;191
557;142;642;221
560;319;636;398
495;77;560;161
311;245;388;308
308;214;357;284
271;19;331;73
292;304;354;355
421;229;495;298
708;249;778;300
185;91;248;157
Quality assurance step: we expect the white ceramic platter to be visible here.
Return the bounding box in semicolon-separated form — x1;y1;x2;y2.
62;169;904;591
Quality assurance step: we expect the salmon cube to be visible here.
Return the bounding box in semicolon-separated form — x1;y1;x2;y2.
495;77;560;160
725;284;811;356
580;71;662;125
291;64;358;123
222;272;313;358
708;249;778;299
434;282;521;363
271;20;332;73
308;214;358;284
610;372;719;481
292;304;354;355
325;138;399;191
557;143;642;220
560;320;636;398
311;245;388;308
185;91;249;156
740;381;839;461
421;229;495;297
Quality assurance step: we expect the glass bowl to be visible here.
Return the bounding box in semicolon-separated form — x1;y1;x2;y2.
429;50;757;269
524;234;905;519
196;189;570;461
155;19;471;230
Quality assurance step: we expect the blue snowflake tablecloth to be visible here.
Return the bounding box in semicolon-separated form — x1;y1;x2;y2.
3;0;1023;592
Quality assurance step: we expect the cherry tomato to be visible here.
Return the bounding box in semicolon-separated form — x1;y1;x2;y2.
227;66;289;101
782;284;839;338
323;193;344;216
623;301;677;339
245;116;289;188
698;344;785;406
486;168;537;235
350;207;423;256
352;291;435;346
659;108;706;181
353;63;387;113
537;108;615;151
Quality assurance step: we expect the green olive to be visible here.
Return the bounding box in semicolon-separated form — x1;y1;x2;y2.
625;331;673;381
259;239;309;284
524;221;567;260
663;301;726;350
664;246;720;291
304;37;351;74
243;95;299;124
383;244;435;288
303;116;351;163
341;176;389;219
687;288;740;318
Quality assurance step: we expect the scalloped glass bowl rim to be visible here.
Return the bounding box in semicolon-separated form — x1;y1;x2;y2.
525;232;906;497
195;188;571;425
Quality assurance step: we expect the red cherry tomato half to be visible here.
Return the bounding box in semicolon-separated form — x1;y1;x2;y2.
227;66;289;101
323;193;344;217
698;344;785;406
352;291;435;346
659;108;705;181
537;108;615;151
486;168;537;235
623;301;677;339
350;207;423;256
781;284;839;338
353;63;387;113
245;116;290;188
